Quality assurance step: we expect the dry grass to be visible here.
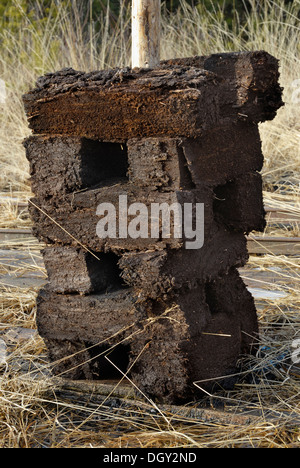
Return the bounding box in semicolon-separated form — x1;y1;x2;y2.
261;189;300;237
0;0;299;449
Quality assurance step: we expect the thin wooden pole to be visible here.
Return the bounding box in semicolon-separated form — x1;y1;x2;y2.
132;0;161;68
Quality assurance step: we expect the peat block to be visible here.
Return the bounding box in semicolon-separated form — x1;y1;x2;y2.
128;122;264;188
129;268;258;402
23;66;220;140
24;136;128;198
163;50;284;122
42;247;125;295
214;171;266;233
119;225;248;300
29;183;214;252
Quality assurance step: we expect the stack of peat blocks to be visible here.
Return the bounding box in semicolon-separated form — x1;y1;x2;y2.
23;51;283;403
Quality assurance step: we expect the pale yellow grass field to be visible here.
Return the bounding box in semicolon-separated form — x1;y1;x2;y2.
0;0;299;448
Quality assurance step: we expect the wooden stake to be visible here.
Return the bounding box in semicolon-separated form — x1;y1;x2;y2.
132;0;161;68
